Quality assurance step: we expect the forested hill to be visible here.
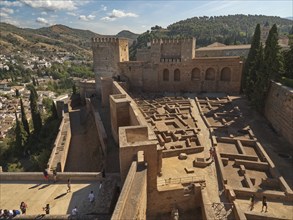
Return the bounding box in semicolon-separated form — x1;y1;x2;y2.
131;15;293;59
0;23;138;59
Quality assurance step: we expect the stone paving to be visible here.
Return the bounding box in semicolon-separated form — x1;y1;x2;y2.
0;180;100;216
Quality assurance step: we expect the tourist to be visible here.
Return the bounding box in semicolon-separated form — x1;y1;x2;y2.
20;201;28;214
53;169;57;183
261;196;268;212
4;209;14;218
67;178;71;193
43;204;50;214
249;194;255;210
209;147;215;161
71;206;78;216
88;191;95;203
12;210;21;217
43;169;49;182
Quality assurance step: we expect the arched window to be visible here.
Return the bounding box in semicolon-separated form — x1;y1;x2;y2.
163;69;169;81
205;68;215;80
174;69;180;81
220;67;231;81
191;68;201;80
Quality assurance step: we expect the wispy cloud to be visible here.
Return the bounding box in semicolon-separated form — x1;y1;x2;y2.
67;12;77;16
101;4;107;11
41;11;47;15
79;14;95;21
36;17;50;25
1;7;14;14
0;1;23;7
0;12;9;18
101;9;138;21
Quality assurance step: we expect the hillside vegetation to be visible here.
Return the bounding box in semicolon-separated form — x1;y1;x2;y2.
0;23;138;60
131;14;292;59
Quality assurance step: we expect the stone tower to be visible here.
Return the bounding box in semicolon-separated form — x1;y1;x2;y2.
144;38;196;64
92;37;129;96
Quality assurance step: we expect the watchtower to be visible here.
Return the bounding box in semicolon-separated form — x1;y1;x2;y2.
92;37;129;96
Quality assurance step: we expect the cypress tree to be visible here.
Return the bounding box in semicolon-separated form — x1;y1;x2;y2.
29;86;42;133
242;24;261;98
14;112;27;155
51;100;58;119
264;24;283;81
283;44;293;79
32;77;37;86
15;89;20;97
20;98;30;136
251;44;266;112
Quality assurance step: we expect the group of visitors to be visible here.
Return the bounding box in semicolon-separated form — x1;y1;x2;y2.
250;194;268;212
0;209;20;219
1;168;102;218
70;191;96;218
0;202;27;219
43;169;58;183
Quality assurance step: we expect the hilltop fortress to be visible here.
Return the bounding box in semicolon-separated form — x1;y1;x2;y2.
1;36;291;220
91;37;243;95
87;37;293;219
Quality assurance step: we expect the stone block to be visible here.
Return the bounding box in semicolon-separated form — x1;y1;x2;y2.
178;153;188;160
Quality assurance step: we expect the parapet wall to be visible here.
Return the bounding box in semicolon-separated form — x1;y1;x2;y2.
0;172;102;181
112;161;147;220
85;98;107;156
47;111;71;172
265;81;293;146
110;82;154;143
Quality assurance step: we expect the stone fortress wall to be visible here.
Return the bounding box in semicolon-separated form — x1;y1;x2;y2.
100;79;293;219
121;38;243;93
92;37;243;95
265;81;293;146
92;37;129;95
47;105;71;172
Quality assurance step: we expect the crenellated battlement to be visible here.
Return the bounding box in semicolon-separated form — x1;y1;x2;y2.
92;37;128;43
151;37;195;45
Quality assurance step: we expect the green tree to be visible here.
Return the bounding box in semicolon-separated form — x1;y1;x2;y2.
32;77;37;86
14;112;27;155
264;24;283;81
72;83;77;95
283;44;293;79
51;101;58;120
251;44;266;111
29;86;42;133
15;89;20;97
242;24;261;99
20;98;30;136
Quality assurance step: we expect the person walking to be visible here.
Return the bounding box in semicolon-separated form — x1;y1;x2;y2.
261;196;268;212
71;206;78;216
43;204;50;214
249;194;255;211
43;169;49;182
88;191;95;203
20;201;28;214
53;170;57;183
67;178;71;193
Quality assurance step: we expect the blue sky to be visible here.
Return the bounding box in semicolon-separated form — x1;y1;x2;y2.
0;0;292;34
